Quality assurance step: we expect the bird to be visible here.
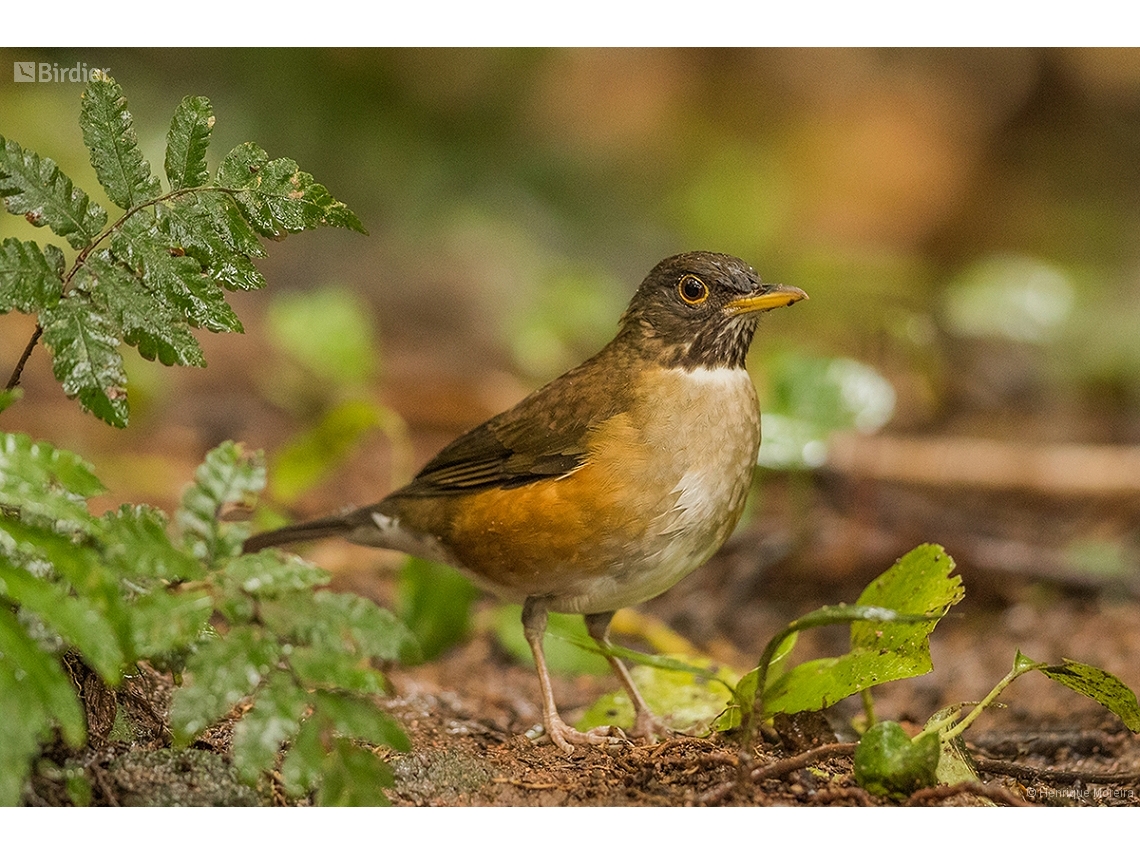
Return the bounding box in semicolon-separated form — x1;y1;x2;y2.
243;251;806;753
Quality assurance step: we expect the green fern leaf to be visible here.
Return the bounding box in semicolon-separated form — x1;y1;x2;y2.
0;135;107;249
165;95;214;192
78;251;205;367
0;238;64;313
217;142;365;237
0;431;105;529
80;76;162;210
39;294;129;427
156;197;266;293
176;441;265;566
113;216;242;333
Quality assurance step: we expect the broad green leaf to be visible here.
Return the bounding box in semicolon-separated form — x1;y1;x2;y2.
493;605;610;676
316;738;395;806
0;432;104;529
397;558;479;662
0;134;107;249
80;75;161;209
78;251;205;367
39;295;129;427
98;504;202;583
0;558;124;681
113;217;242;334
170;625;281;742
221;550;329;599
0;389;20;414
578;658;737;735
232;670;307;783
0;607;86;746
261;589;419;663
217;142;365;237
266;287;378;385
1039;659;1140;732
758;547;962;716
164;95;214;192
310;689;409;750
0;237;64;313
177;441;265;566
925;705;980;787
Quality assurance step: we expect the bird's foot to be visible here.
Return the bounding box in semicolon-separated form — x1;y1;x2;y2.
536;713;628;755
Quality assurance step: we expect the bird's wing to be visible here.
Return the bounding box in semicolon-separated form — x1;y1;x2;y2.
392;354;629;496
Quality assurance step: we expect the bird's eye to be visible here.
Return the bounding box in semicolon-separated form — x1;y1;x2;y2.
678;274;709;305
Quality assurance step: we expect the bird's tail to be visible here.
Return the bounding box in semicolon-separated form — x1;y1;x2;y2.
242;512;358;554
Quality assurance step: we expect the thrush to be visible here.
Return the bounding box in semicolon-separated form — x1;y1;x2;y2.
243;251;806;753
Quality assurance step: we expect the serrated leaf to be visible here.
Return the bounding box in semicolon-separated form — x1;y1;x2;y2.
170;625;281;742
165;95;214;192
0;135;107;249
0;237;64;313
218;142;365;237
39;295;129;427
98;504;202;583
128;587;213;660
0;432;103;531
1040;659;1140;732
80;75;161;209
113;217;241;334
287;645;390;695
279;714;324;797
78;251;205;367
177;442;265;566
0;607;86;747
156;198;266;293
260;589;418;663
316;738;394;806
0;664;49;805
232;670;308;783
221;551;330;598
0;558;124;681
310;690;409;750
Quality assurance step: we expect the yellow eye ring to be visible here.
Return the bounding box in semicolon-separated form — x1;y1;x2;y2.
678;274;709;305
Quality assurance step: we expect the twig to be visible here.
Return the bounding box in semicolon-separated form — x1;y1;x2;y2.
696;741;857;805
974;756;1140;785
4;323;42;391
905;781;1030;807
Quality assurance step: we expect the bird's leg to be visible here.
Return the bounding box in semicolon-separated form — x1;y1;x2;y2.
584;610;674;743
521;598;623;754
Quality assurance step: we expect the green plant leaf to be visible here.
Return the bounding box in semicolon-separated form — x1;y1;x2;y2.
493;605;611;676
269;400;385;502
854;720;940;800
287;645;390;695
78;251;205;367
0;237;64;313
279;714;324;797
0;432;104;529
0;134;107;249
177;441;265;566
222;551;330;598
0;607;86;747
79;75;161;209
165;95;214;192
128;587;213;660
217;142;365;236
397;558;480;662
39;294;129;427
1039;659;1140;732
0;389;20;414
113;216;242;334
0;557;124;681
231;670;308;783
310;689;409;750
170;625;281;743
260;589;419;663
316;738;395;806
98;504;202;583
156;196;266;293
0;658;53;805
755;545;962;718
266;286;378;384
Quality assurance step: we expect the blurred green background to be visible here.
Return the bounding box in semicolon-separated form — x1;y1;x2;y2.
3;48;1140;582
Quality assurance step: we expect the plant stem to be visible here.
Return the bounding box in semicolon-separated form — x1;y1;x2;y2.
4;323;42;391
